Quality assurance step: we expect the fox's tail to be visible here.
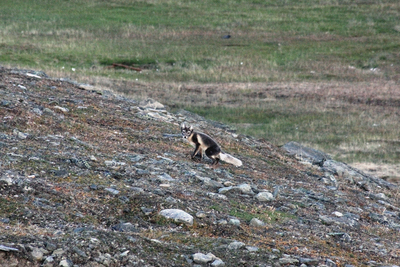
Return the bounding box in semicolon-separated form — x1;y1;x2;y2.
220;153;242;167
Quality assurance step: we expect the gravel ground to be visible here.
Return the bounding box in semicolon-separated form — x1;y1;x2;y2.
0;67;399;267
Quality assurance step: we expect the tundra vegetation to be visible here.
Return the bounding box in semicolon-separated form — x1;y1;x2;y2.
1;1;400;265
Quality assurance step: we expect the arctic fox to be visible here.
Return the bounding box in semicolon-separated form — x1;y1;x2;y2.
181;123;242;167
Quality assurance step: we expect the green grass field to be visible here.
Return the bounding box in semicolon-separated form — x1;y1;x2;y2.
1;0;400;170
1;0;399;82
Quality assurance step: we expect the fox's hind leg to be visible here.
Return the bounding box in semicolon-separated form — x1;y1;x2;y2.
205;146;221;166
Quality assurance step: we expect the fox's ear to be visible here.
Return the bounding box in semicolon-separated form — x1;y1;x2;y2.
189;126;193;131
181;122;186;129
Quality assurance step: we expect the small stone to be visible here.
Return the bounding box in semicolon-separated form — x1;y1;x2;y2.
52;248;65;256
279;257;299;264
319;215;335;225
249;218;266;227
1;100;11;107
200;177;224;189
228;241;245;250
105;160;126;167
326;258;337;267
196;211;207;218
112;222;138;232
43;256;54;267
120;250;130;257
141;207;154;215
332;211;343;217
211;259;226;267
165;196;178;203
192;253;215;264
374;193;387;200
45;242;57;251
13;129;29;139
223;181;235;187
59;258;73;267
218;186;233;194
341;233;352;242
32;108;43;116
73;247;87;258
246;246;259;252
43;107;55;115
236;183;254;195
228;218;241;226
31;247;44;261
217;219;227;225
255;191;274;202
273;185;282;198
89;184;98;190
159;209;193;225
54;106;69;113
206;192;228;201
105;188;120;195
299;257;319;265
157;173;175;182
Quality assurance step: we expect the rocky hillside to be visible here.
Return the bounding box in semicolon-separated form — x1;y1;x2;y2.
0;67;399;267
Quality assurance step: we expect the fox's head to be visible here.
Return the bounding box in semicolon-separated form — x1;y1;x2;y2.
181;123;193;139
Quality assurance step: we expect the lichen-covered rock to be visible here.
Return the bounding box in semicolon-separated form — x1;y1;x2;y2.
159;209;194;225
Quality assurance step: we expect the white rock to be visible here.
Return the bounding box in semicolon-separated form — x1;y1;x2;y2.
279;257;299;264
218;186;233;194
206;192;228;201
159;209;193;225
375;193;387;200
236;183;254;194
54;106;69;113
0;245;18;251
26;73;41;79
31;247;44;261
120;250;130;257
332;211;343;217
246;246;259;252
255;191;274;202
157;173;175;182
229;218;241;226
0;176;13;185
228;241;245;250
249;218;266;227
13;129;28;139
192;252;216;263
211;259;226;266
104;160;126;167
196;211;207;218
59;259;73;267
105;188;120;195
217;219;227;225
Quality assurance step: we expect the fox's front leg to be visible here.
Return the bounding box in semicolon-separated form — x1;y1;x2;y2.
191;145;202;161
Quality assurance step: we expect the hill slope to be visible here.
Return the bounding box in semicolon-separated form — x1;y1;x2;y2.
0;67;399;266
